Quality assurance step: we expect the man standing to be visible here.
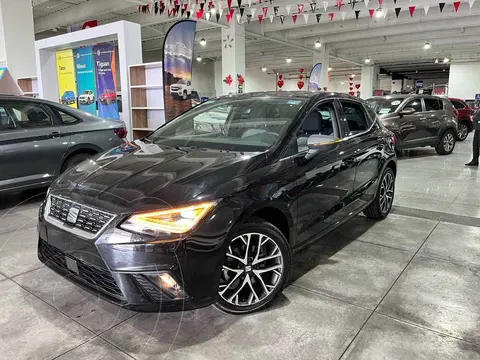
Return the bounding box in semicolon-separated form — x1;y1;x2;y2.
465;110;480;166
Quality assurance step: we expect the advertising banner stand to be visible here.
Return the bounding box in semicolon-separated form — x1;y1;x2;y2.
308;63;322;92
94;43;120;120
74;47;96;114
56;49;77;108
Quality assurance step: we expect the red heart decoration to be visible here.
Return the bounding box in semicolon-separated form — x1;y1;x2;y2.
277;79;284;88
355;84;361;89
323;87;328;91
349;77;353;81
278;74;283;80
299;68;304;73
297;80;305;89
349;91;355;95
349;87;353;91
299;74;303;80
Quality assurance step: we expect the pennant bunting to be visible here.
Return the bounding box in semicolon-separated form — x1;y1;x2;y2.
439;2;445;12
316;13;322;22
280;14;286;24
274;6;279;15
365;0;369;7
298;4;304;12
368;8;374;18
323;1;328;11
227;0;232;9
341;11;346;20
292;14;298;23
383;8;388;18
351;0;356;9
258;14;263;23
311;3;317;12
337;0;342;11
355;9;360;19
378;0;382;5
286;5;292;14
237;0;242;7
393;0;397;3
328;12;334;21
236;13;241;23
423;5;429;14
394;7;400;17
303;13;310;22
269;14;274;22
187;10;191;18
219;7;223;18
250;7;256;17
240;7;245;16
199;2;204;10
247;0;252;6
469;0;475;9
190;4;196;13
262;6;268;16
246;14;252;22
205;11;211;20
453;1;460;11
408;5;415;17
215;12;220;21
196;9;204;20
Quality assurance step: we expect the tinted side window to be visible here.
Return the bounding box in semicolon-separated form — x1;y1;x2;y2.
51;108;80;124
0;106;16;131
340;101;370;136
6;102;53;128
405;99;423;113
450;100;465;109
424;98;442;111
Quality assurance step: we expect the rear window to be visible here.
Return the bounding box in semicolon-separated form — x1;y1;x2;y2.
450;100;466;109
366;97;404;115
424;98;442;111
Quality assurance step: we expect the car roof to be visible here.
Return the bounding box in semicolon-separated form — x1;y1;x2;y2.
369;94;444;100
217;91;362;102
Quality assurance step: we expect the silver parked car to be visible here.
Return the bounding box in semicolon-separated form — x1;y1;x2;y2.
0;95;126;193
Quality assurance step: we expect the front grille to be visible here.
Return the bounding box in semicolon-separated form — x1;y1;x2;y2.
39;239;123;300
49;195;114;235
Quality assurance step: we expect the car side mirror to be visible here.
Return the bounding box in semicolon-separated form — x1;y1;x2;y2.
307;134;340;150
400;107;416;116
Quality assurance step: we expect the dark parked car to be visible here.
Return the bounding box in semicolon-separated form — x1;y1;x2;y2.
367;94;458;155
448;97;475;141
0;95;127;193
38;92;397;314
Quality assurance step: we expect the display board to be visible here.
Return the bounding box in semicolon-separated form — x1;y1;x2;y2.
73;46;96;114
55;49;77;108
163;20;196;122
94;43;119;120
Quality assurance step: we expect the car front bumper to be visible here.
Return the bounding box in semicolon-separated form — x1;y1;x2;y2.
36;199;232;312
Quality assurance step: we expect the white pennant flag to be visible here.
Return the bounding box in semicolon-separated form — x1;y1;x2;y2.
341;11;346;20
247;0;252;7
323;1;328;11
303;13;310;23
364;0;369;7
190;3;195;11
219;7;223;18
269;14;274;22
424;5;430;14
250;7;256;17
285;5;292;14
383;8;388;18
206;12;211;20
469;0;476;8
236;13;241;23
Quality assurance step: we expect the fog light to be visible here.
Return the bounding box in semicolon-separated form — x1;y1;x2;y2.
147;273;186;300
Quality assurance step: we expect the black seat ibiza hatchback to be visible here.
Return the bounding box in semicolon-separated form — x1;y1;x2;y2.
38;92;397;314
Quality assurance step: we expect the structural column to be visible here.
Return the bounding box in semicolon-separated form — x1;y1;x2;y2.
221;22;245;95
360;65;379;99
312;50;329;90
0;0;36;80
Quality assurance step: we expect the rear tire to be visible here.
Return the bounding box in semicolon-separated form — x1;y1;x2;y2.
214;217;291;315
61;153;91;173
435;130;456;155
457;122;469;141
364;167;395;220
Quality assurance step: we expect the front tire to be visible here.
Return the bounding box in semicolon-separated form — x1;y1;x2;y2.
364;167;395;220
215;217;291;315
457;122;469;141
182;91;187;100
436;129;456;155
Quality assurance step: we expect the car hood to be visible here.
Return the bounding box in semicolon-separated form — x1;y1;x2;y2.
51;140;265;214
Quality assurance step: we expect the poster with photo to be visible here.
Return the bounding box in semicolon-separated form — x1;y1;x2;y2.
163;20;196;122
308;63;322;92
56;49;77;108
74;46;96;115
93;43;119;120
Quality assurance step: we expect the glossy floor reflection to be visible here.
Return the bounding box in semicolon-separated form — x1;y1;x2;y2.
0;137;479;359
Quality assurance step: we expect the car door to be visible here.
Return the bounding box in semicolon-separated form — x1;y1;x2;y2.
287;99;357;246
0;100;70;191
423;97;443;140
397;97;426;145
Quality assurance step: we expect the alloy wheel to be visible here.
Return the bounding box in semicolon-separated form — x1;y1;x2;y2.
219;233;284;307
458;124;468;141
443;132;455;152
379;171;394;214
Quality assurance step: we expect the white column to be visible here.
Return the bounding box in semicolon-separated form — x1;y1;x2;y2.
312;50;330;90
221;22;245;95
360;65;379;99
0;0;36;80
214;59;222;97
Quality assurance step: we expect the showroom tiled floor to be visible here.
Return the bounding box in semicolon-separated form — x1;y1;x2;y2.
0;137;480;360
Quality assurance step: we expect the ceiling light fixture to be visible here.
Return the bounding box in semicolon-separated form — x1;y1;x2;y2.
375;7;384;18
196;56;202;62
443;57;450;63
424;41;431;50
315;40;322;48
365;57;371;64
328;67;332;71
261;66;267;72
435;58;439;63
286;57;292;63
210;7;216;14
200;38;207;46
351;73;356;77
341;80;345;84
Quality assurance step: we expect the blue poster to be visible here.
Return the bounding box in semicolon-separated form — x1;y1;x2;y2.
93;43;119;120
308;63;322;91
73;47;96;115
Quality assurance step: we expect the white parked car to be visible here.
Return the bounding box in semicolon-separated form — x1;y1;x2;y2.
78;90;95;105
170;79;192;100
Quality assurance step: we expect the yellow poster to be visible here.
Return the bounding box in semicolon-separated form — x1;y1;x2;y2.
56;49;77;108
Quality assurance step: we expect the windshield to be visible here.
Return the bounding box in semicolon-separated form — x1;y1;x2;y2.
177;79;187;84
147;97;306;152
367;97;404;115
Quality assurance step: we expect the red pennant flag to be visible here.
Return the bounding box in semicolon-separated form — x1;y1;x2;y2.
226;9;234;23
328;12;334;21
227;0;232;9
378;0;383;5
263;7;268;16
292;14;297;23
258;14;263;23
368;8;374;18
337;0;342;11
408;5;415;17
453;1;460;11
298;4;304;12
196;9;203;20
174;0;178;5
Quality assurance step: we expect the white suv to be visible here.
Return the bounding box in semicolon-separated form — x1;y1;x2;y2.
78;90;95;105
170;80;192;100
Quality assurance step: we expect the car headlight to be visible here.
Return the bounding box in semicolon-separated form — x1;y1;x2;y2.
120;201;217;236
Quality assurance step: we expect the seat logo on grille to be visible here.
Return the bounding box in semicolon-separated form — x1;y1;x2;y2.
66;207;80;224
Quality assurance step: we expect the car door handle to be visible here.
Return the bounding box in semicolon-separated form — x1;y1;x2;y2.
50;131;61;138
